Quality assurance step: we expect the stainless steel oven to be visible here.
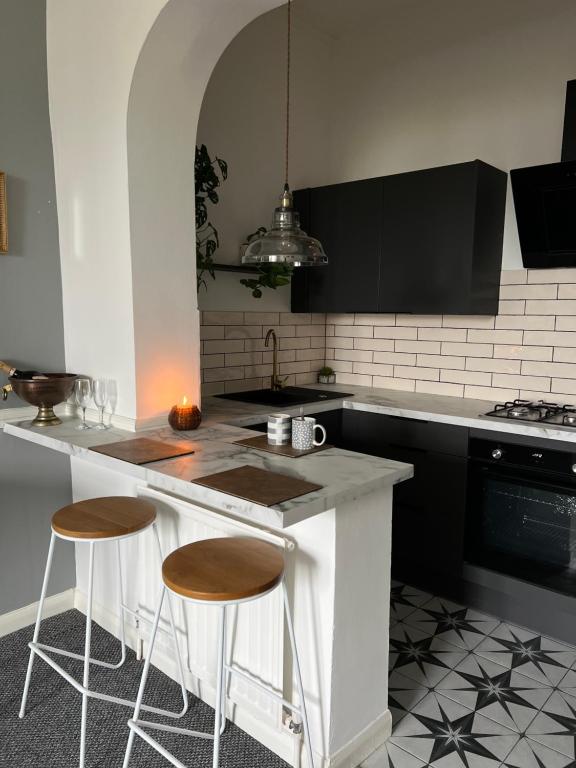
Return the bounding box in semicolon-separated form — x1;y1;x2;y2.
466;435;576;596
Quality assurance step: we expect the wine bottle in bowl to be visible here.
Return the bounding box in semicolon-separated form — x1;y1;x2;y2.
0;360;47;379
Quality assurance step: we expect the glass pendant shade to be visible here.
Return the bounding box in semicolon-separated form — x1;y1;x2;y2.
242;185;327;267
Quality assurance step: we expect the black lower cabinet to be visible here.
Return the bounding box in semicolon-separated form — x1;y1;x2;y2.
340;410;468;594
247;408;468;595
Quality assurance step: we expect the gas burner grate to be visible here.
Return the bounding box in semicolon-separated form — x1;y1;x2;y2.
484;399;576;426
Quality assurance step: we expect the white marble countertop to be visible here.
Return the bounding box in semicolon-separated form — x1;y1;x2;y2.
6;381;574;531
2;414;413;529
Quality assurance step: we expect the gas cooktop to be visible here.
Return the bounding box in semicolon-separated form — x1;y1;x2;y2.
483;399;576;427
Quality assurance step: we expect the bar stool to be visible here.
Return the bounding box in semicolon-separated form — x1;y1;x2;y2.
19;497;189;768
123;536;314;768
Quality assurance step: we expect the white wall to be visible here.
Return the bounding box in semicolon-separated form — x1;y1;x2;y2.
196;8;334;311
198;0;576;290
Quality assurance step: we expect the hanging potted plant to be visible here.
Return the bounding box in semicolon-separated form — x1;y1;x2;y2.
195;144;228;291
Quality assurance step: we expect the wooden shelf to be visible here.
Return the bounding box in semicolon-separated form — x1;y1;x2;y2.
198;263;260;275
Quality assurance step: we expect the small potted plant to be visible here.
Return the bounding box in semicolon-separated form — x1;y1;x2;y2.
318;366;336;385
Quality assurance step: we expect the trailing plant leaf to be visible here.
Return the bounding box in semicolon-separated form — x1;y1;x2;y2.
195;144;228;290
240;263;294;299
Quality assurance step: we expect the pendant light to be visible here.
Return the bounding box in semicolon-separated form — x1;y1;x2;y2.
242;0;327;267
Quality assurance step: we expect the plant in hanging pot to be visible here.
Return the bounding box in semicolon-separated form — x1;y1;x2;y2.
318;366;336;385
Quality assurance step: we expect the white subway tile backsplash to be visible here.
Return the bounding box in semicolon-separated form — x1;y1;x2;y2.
244;312;279;326
335;348;373;363
397;315;443;327
441;342;493;357
495;315;555;330
499;300;525;315
326;336;354;349
524;331;576;347
464;385;519;402
466;357;521;374
396;340;441;354
354;314;395;326
556;317;576;331
373;376;416;392
522;360;576;378
443;315;495;329
493;344;553;361
201;272;576;399
551;379;576;396
418;327;467;342
500;269;528;285
467;329;523;344
353;361;394;377
416;380;464;397
354;337;395;352
203;311;244;325
396;365;439;381
373;351;417;366
526;300;576;316
492;373;550;391
334;325;373;338
417;354;465;370
374;326;417;340
528;268;576;284
441;369;491;386
499;284;557;300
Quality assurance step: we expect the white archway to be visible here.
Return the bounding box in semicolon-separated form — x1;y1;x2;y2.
48;0;280;426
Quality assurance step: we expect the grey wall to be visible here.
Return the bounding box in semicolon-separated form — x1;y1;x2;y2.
0;0;74;614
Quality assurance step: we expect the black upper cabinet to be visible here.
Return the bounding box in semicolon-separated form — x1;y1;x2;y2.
292;179;382;312
291;160;507;315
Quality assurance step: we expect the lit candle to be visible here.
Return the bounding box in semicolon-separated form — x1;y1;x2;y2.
168;395;201;431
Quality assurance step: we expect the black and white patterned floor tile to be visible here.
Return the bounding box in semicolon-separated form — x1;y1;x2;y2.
388;691;519;766
390;581;433;624
435;653;552;732
474;622;576;687
402;597;499;651
362;582;576;768
389;623;468;688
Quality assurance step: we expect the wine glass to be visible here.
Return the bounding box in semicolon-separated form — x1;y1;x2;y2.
74;378;92;430
93;378;108;430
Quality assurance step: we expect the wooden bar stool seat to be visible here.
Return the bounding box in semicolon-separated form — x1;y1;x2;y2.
51;496;157;540
162;537;285;602
124;536;315;768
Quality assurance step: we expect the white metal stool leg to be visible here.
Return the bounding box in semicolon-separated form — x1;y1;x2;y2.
19;531;56;718
123;586;166;768
283;581;314;768
79;541;95;768
152;524;189;714
117;539;127;666
212;606;226;768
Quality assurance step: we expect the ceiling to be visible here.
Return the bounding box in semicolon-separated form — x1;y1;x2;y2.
294;0;573;57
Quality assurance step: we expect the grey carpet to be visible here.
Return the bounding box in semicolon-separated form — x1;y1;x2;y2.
0;609;290;767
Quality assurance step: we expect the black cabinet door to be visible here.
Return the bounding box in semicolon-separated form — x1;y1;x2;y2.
291;179;381;313
378;163;476;313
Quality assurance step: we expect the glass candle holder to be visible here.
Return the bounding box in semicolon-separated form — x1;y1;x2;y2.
168;396;201;431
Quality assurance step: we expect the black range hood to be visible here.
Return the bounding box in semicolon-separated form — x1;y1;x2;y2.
511;80;576;268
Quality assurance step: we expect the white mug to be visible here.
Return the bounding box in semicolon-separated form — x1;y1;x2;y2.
267;413;291;445
291;416;327;451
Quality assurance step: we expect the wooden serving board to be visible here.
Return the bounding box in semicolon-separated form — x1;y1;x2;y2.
192;465;322;507
234;434;332;458
90;437;195;465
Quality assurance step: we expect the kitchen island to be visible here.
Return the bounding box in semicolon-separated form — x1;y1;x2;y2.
4;401;412;768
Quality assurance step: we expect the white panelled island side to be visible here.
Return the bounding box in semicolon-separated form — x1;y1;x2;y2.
4;398;412;768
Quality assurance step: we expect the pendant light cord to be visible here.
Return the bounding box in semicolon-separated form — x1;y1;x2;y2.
284;0;291;188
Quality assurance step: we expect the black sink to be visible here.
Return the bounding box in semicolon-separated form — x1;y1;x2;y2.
215;386;351;408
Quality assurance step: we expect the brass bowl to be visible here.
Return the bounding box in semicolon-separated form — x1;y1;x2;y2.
10;373;78;426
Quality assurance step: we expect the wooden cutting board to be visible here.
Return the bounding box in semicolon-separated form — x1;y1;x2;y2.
90;437;195;465
192;465;322;506
234;434;332;458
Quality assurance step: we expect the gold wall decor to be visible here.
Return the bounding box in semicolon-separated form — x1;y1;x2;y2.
0;173;7;253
